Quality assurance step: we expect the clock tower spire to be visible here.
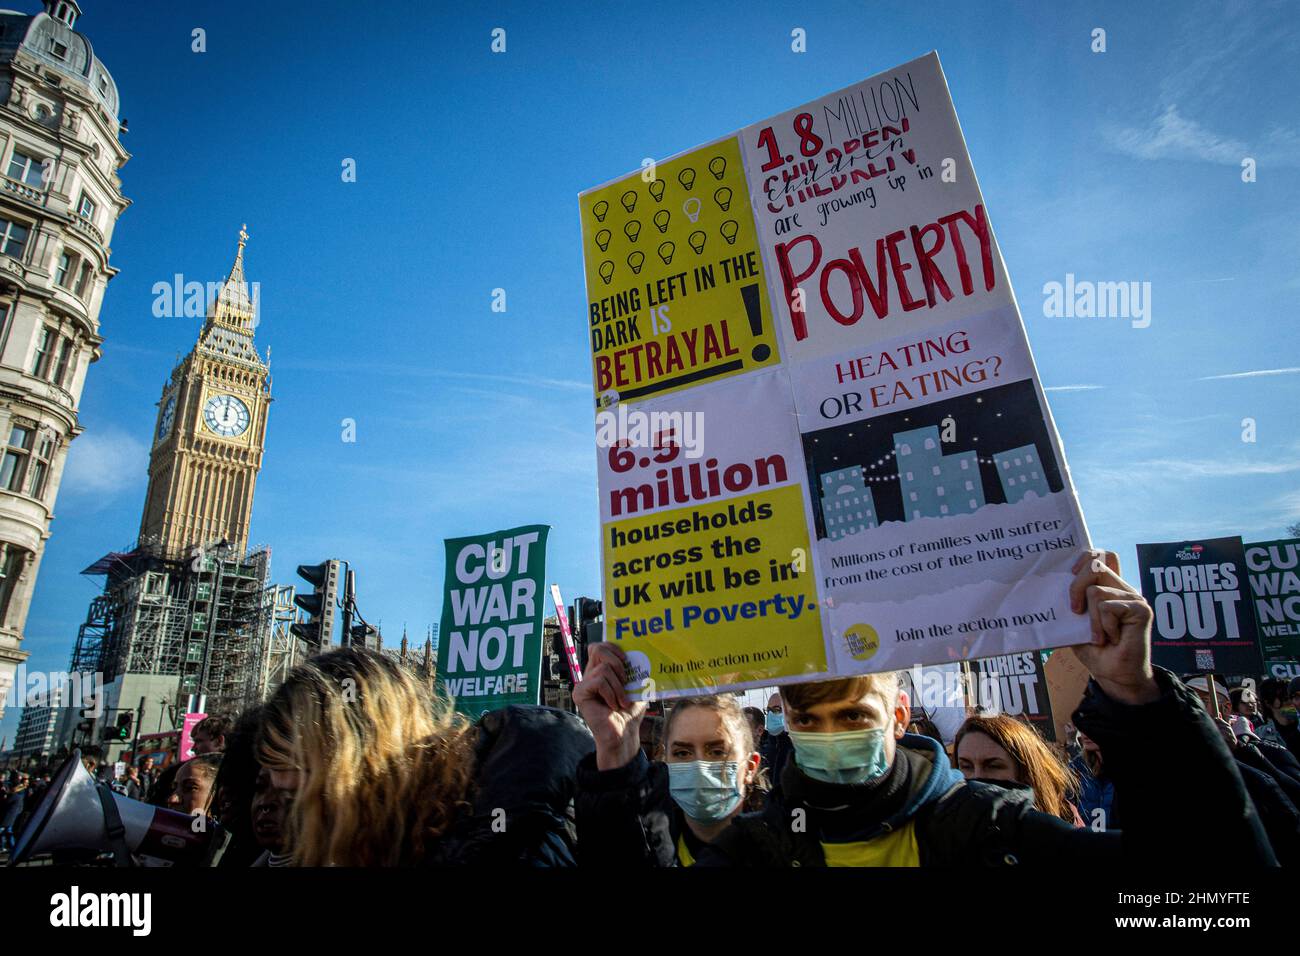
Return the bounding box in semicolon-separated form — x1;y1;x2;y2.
139;227;271;558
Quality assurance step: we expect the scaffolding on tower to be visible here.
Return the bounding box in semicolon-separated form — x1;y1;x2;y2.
72;539;273;720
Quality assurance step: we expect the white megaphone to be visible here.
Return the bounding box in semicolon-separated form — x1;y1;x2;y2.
9;750;227;866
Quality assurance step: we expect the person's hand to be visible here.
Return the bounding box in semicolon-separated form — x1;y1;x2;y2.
1069;549;1161;706
1213;717;1239;750
573;643;646;770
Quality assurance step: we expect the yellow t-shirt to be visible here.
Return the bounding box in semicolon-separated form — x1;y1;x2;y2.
820;819;920;867
676;832;696;867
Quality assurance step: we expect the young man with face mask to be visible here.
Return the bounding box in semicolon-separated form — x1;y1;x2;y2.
577;549;1277;866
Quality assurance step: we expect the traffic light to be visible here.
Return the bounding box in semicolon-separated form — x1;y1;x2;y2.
114;712;133;741
349;622;380;651
291;560;341;648
573;597;603;670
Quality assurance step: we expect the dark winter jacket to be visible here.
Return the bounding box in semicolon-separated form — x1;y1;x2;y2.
1234;762;1300;866
422;705;594;866
574;749;725;867
1;788;25;828
1255;737;1300;787
1276;720;1300;761
693;667;1276;866
758;731;794;802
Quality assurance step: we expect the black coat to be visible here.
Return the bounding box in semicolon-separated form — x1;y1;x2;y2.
423;704;594;866
574;750;684;867
697;668;1276;867
1234;761;1300;866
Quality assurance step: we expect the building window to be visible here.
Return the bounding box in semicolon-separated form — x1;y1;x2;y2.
31;327;54;377
77;193;96;220
6;150;44;187
53;338;74;387
75;261;92;298
1;425;34;492
98;74;108;94
0;544;27;625
55;252;73;287
48;38;68;60
28;435;55;499
0;218;30;258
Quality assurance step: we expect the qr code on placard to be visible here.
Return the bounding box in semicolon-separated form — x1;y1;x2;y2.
1195;649;1215;671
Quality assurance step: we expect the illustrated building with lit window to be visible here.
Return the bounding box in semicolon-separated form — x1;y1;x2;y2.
0;2;130;721
894;425;984;521
994;444;1048;503
819;466;877;539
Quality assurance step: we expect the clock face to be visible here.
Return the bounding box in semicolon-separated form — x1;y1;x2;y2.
203;394;251;438
156;396;176;442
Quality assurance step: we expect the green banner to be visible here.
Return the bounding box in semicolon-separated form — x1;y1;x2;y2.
1245;538;1300;673
438;524;549;718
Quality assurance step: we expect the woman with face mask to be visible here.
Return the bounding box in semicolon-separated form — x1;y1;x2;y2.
574;644;764;866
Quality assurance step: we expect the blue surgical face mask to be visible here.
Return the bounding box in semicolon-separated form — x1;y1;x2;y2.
667;760;744;823
787;728;890;785
765;711;785;735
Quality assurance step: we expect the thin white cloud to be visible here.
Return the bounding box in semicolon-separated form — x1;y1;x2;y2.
1044;385;1104;392
61;428;148;498
1106;105;1247;165
431;370;589;392
1087;457;1300;483
270;358;589;393
1198;367;1300;381
1271;489;1300;523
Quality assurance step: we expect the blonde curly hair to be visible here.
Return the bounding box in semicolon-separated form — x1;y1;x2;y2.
257;647;477;866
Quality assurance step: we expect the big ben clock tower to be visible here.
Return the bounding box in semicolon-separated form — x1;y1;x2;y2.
139;226;270;557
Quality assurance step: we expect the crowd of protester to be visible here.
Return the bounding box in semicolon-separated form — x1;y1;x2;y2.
1;548;1297;867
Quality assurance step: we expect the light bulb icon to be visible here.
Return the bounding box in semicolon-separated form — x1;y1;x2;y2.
688;230;706;255
714;187;732;211
627;251;645;274
653;210;670;233
593;200;609;222
620;189;638;213
677;167;696;191
720;220;739;245
683;197;702;223
598;260;614;284
648;179;665;202
623;220;641;242
709;156;727;180
595;228;612;251
658;241;675;264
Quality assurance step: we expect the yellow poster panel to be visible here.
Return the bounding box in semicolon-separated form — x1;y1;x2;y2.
602;483;825;696
580;138;781;406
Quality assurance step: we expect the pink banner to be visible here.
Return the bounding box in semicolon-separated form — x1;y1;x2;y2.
179;712;207;760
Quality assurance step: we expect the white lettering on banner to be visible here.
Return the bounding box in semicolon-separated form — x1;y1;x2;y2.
1147;562;1243;640
453;532;541;584
449;579;537;626
443;673;530;697
445;623;534;672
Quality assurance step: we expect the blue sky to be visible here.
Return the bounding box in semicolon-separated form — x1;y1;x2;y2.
4;0;1298;743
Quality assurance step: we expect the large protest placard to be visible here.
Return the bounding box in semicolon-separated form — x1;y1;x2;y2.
438;525;548;717
581;52;1091;700
1244;538;1300;680
968;651;1055;741
1137;536;1263;677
